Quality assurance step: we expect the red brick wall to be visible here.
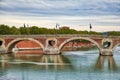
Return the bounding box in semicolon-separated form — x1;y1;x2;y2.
16;40;41;48
5;39;14;46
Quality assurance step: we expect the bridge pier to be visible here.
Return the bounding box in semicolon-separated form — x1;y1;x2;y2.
44;37;60;54
0;45;7;53
44;47;60;54
100;49;113;56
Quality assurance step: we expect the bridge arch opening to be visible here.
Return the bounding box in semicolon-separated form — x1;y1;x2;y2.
0;38;5;46
112;43;120;55
59;37;100;54
0;41;2;46
0;38;6;52
6;38;44;54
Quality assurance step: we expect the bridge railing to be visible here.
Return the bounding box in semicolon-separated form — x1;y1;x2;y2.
0;34;119;38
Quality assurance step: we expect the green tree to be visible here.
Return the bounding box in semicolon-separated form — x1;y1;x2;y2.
19;27;29;34
29;26;40;34
0;24;10;35
0;24;104;35
108;31;120;36
10;26;20;35
39;28;51;34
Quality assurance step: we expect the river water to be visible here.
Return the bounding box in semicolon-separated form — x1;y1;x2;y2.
0;47;120;80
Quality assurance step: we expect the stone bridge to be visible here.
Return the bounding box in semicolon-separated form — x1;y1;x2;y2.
0;34;120;56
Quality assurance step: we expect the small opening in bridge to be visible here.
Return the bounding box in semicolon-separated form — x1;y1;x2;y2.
103;41;111;48
0;41;3;46
48;40;55;47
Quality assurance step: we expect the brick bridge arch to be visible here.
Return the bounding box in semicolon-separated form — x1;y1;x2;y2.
0;38;5;46
0;38;5;50
59;37;101;53
6;38;44;52
112;43;120;52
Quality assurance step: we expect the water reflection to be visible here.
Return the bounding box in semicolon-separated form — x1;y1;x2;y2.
0;53;73;71
95;55;117;70
0;54;74;80
39;54;73;70
1;51;120;80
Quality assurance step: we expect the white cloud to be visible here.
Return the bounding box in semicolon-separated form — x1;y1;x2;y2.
0;0;120;32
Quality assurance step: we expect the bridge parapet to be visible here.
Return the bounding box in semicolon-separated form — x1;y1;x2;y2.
0;34;104;38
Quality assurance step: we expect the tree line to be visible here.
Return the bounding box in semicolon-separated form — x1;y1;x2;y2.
0;24;119;36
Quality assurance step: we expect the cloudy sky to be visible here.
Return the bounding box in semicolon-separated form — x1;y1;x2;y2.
0;0;120;32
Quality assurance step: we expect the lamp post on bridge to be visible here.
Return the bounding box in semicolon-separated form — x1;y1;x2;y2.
23;23;29;35
89;24;92;35
55;23;60;36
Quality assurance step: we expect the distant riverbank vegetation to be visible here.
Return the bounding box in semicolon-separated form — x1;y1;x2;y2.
0;24;119;36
